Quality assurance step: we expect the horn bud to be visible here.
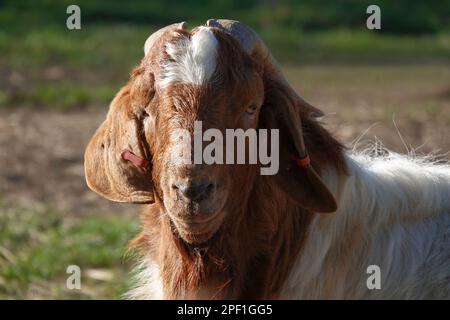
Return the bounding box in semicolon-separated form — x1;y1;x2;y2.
144;21;188;55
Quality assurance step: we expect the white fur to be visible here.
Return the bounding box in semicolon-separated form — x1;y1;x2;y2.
280;150;450;299
127;149;450;299
124;258;164;300
159;27;218;88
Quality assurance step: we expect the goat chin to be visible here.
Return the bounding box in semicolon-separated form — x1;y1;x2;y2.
170;211;226;245
127;148;450;300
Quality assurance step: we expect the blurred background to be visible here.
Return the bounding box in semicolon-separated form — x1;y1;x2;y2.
0;0;449;299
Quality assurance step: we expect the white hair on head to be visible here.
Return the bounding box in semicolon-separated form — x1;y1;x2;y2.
159;27;219;88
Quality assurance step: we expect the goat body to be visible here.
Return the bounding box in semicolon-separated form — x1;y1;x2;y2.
282;152;450;299
84;20;450;300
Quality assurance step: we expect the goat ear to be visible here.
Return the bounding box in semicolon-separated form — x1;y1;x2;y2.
260;80;337;213
84;80;155;204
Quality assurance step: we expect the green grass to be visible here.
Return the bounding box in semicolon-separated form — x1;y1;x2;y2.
261;28;450;64
1;25;448;71
0;205;139;299
0;24;448;110
1;0;449;35
8;83;116;110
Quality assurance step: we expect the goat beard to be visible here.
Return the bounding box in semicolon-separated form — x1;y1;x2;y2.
132;178;261;299
160;206;252;299
161;174;258;298
132;174;315;300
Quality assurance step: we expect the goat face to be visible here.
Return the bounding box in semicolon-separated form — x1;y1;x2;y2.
84;20;338;245
152;30;265;243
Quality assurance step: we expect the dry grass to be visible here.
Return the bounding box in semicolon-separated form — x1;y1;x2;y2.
287;65;450;156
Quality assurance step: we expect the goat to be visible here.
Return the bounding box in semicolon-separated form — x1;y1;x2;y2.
84;19;450;299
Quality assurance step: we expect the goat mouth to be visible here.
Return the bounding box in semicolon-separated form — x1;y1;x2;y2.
170;212;224;244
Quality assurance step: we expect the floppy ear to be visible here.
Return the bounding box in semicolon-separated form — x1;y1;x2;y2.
260;78;337;213
84;22;190;204
84;78;155;204
204;19;336;212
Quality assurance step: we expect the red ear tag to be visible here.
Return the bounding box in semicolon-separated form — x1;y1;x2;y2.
121;149;150;170
290;154;311;167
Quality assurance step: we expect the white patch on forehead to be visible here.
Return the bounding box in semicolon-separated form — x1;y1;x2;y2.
159;27;218;88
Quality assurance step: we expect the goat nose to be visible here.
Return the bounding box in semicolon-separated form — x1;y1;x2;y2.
173;181;214;202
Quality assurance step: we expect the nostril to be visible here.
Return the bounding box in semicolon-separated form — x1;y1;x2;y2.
205;183;214;195
175;181;214;202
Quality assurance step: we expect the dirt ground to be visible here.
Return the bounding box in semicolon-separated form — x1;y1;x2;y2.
0;107;136;215
0;65;449;215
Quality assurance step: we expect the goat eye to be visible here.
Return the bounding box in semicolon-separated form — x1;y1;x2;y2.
245;104;258;115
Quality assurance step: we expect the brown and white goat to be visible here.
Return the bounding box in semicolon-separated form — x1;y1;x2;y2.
84;20;450;299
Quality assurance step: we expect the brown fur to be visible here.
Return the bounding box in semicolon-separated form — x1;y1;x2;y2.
131;107;345;298
85;25;347;299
